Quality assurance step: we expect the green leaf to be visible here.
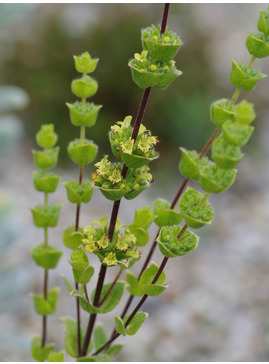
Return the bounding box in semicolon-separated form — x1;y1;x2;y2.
63;179;94;204
91;281;125;314
246;33;269;58
60;316;91;358
63;225;83;250
48;350;65;362
123;312;148;335
126;272;142;296
31;204;61;228
71;290;101;314
31;243;62;269
179;188;214;229
32;147;59;170
178;147;200;181
139;262;167;296
68;138;98;166
158;226;199;258
74;52;99;73
128;225;149;246
60;274;73;293
71;75;98;98
31;336;55;362
114;316;126;336
133;206;155;229
210;98;235;127
234;100;256;124
73;265;94;285
230;60;266;90
66;101;102;128
222;120;254;147
199;160;237;194
31;288;59;315
153;198;182;228
76;357;97;362
104;343;124;356
94;323;107;351
32;170;60;194
258;9;269;35
212;134;243;169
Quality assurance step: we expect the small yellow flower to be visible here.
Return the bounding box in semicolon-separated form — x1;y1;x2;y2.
152;35;158;40
163;36;171;42
150;64;157;71
97;234;110;249
107;168;123;185
103;252;118;266
136;134;152;153
120;138;134;155
95;155;111;176
116;234;129;252
83;238;97;253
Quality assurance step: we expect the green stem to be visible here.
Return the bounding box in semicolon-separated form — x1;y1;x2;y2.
80;125;85;140
230;86;241;106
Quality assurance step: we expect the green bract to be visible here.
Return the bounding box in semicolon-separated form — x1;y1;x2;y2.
141;24;182;62
129;51;182;89
210;99;235;127
48;351;65;362
36;124;58;148
153;198;182;227
70;249;94;284
31;337;55;362
74;52;99;73
31;204;61;228
235;100;256;124
68;138;98;166
126;261;167;297
179;147;200;181
125;165;154;200
63;225;83;250
222;120;254;146
230;60;266;91
33;147;59;170
179;188;214;228
31;243;62;269
157;225;199;258
66;101;102;127
71;75;98;98
109;115;159;168
32;288;59;316
212;134;244;169
63;179;94;204
199;160;236;193
258;9;269;35
32;171;60;193
246;33;269;58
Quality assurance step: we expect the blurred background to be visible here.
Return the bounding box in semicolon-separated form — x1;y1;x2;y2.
1;3;269;361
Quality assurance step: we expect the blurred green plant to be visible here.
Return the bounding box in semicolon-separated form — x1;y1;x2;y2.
28;4;269;362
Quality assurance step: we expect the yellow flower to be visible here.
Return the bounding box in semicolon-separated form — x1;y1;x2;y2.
116;234;129;252
120;138;134;155
103;252;118;266
95;155;111;176
107;168;123;185
97;234;110;249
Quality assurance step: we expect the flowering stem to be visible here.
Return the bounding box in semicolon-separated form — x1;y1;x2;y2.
41;193;48;348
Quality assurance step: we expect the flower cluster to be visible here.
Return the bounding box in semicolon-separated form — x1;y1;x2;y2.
82;216;140;267
129;24;182;89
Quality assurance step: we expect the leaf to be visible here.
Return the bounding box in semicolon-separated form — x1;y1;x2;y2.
70;290;101;314
114;316;126;336
139;262;167;296
126;272;142;296
73;265;94;285
104;343;124;356
133;206;155;229
48;350;65;362
76;357;97;362
94;323;107;351
123;312;148;335
60;274;73;293
128;225;149;246
31;336;55;362
60;316;91;358
31;288;59;315
31;243;62;270
91;281;125;314
63;225;83;250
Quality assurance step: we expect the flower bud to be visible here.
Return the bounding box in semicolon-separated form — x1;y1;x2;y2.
68;138;98;166
63;179;94;204
36;124;58;148
66;101;102;128
71;75;98;98
74;52;99;73
141;25;182;62
32;147;59;170
31;204;61;228
31;243;62;269
230;60;266;91
32;171;60;193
